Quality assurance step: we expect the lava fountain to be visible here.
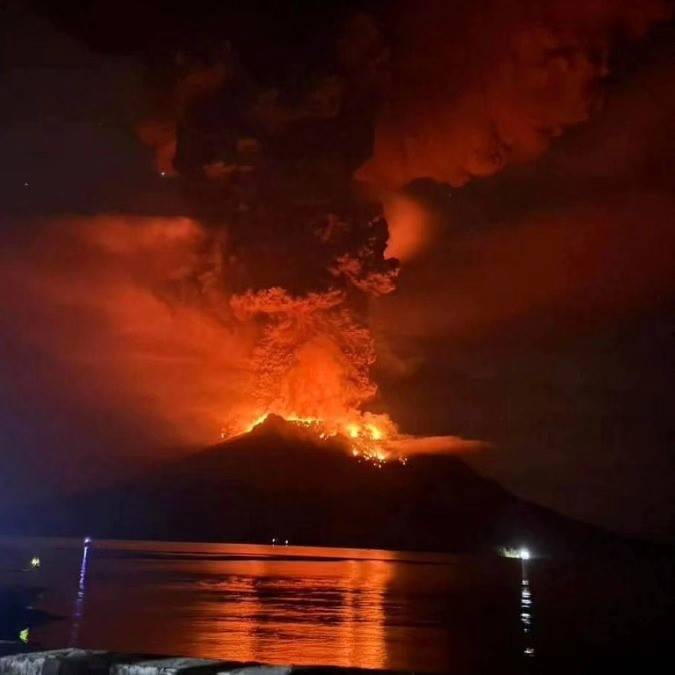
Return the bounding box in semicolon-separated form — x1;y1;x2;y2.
210;209;480;465
223;285;399;466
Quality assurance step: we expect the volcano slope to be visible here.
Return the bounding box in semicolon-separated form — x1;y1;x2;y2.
0;416;653;557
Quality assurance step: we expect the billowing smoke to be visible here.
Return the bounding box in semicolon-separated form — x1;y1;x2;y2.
359;0;670;191
136;12;388;184
373;194;675;344
3;0;673;501
2;208;401;454
1;216;247;446
223;210;399;438
230;289;378;427
137;49;233;176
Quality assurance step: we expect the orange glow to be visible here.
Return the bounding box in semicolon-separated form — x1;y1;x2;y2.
184;545;395;670
2;215;486;465
231;412;397;466
2;216;412;460
359;1;670;190
224;286;403;465
382;191;436;262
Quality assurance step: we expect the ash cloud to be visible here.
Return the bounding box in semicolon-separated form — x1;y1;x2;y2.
136;11;389;200
0;208;398;442
1;216;249;447
359;0;671;190
3;0;675;537
370;9;675;538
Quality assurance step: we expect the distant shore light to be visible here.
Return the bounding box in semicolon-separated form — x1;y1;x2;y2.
499;546;533;560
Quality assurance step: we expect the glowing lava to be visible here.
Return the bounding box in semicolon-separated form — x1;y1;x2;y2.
220;284;404;466
224;412;398;467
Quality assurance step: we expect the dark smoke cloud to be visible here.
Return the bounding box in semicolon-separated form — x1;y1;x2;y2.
3;1;674;538
136;11;389;201
370;14;675;538
359;0;671;190
374;193;675;351
1;216;248;447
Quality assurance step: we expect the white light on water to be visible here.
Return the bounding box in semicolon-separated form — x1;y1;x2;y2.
69;536;92;646
519;548;530;560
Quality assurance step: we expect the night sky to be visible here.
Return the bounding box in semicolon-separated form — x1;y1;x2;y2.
1;0;674;540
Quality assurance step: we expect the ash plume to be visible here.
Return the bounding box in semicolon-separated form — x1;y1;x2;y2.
1;207;399;449
359;0;671;190
3;0;673;492
224;209;399;436
136;12;388;189
1;216;246;447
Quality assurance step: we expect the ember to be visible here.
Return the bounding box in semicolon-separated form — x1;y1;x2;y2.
234;412;396;466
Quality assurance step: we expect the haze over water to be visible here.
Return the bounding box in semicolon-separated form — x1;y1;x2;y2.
1;538;672;673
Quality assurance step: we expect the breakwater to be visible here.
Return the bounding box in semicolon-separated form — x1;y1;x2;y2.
0;650;409;675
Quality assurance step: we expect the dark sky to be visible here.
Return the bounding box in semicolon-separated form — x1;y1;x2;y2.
1;0;674;540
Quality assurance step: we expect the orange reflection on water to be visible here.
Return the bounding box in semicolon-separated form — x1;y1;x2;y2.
184;546;393;669
20;539;525;673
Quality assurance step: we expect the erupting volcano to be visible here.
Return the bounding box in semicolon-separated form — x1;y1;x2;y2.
225;282;399;464
3;0;674;553
196;208;404;464
238;414;396;466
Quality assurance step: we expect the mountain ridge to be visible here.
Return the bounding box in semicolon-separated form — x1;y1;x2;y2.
0;416;657;557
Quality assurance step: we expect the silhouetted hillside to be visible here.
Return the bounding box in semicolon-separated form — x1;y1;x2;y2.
0;417;652;556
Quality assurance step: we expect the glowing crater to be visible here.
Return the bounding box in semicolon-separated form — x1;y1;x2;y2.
223;412;402;467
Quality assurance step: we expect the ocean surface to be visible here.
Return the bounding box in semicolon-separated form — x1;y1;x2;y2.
0;537;672;673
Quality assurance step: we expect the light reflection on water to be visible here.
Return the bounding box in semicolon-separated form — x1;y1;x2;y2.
3;538;672;672
1;538;524;673
68;538;91;647
520;559;535;659
184;556;393;669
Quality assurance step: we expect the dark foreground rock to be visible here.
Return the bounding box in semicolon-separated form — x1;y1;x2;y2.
0;651;406;675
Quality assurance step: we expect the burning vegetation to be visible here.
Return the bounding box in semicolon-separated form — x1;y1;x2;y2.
239;414;396;467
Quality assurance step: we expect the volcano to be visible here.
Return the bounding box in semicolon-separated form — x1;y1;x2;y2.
0;417;647;556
